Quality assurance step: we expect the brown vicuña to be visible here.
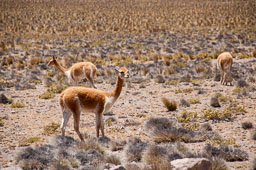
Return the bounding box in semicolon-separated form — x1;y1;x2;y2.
48;56;97;88
217;52;233;86
59;67;129;141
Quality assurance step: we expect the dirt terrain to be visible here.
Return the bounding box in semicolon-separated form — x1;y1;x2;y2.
0;0;256;169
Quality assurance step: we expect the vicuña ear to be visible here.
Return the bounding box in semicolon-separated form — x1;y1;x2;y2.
115;68;119;73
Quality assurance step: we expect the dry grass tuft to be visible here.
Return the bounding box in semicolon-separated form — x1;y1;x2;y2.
161;97;177;111
252;130;256;140
11;101;25;108
105;154;121;165
204;144;249;161
211;157;230;170
142;145;171;170
43;122;60;135
125;138;147;162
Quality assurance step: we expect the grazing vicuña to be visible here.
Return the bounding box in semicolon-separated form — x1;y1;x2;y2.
217;52;233;86
48;56;97;88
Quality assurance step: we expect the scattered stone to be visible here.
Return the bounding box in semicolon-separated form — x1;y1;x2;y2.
110;165;126;170
0;94;12;104
171;158;212;170
154;75;165;83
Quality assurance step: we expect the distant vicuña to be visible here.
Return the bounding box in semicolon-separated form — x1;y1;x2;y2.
217;52;233;86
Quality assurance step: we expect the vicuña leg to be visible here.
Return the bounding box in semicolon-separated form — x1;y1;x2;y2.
96;113;104;137
60;110;71;136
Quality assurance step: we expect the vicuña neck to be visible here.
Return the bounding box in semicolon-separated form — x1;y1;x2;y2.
53;60;67;73
111;75;124;102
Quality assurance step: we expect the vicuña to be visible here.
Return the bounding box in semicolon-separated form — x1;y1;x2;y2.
48;56;97;88
217;52;233;86
59;67;129;141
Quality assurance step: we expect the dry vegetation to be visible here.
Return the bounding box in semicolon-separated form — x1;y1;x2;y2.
0;0;256;169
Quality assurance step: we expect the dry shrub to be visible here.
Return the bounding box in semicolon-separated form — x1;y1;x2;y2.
78;138;104;154
241;122;253;130
252;130;256;140
125;138;147;162
145;117;173;130
105;154;121;165
142;145;171;170
44;122;60;135
195;64;205;73
210;95;221;108
161;97;177;111
163;56;171;66
210;157;230;170
30;56;43;65
204;144;249;161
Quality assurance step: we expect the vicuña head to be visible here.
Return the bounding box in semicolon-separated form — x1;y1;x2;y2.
48;56;97;88
59;67;129;141
217;52;233;86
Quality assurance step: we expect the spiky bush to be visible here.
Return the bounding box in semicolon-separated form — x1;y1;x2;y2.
125;138;147;162
204;144;249;161
105;154;121;165
142;145;171;170
210;157;230;170
252;129;256;140
161;97;177;111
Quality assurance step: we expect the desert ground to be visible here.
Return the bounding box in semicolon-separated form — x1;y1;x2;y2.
0;0;256;169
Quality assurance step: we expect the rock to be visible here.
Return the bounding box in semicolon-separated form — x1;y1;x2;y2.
171;158;212;170
109;165;126;170
154;75;165;83
0;94;12;104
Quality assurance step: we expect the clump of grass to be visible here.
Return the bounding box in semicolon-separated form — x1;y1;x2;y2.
164;67;175;75
161;97;177;111
125;138;147;162
204;144;249;161
188;98;201;104
105;155;121;165
241;122;253;130
30;56;42;65
142;145;170;170
163;56;171;66
177;110;197;123
236;80;249;88
210;157;230;170
175;88;193;94
201;123;212;131
182;123;200;131
202;108;232;121
19;137;41;146
252;130;256;140
39;91;55;99
195;64;205;73
251;158;256;170
78;138;104;154
0;118;4;127
154;75;165;83
165;80;179;85
47;84;68;94
43;122;60;135
11;101;25;108
210;95;221;107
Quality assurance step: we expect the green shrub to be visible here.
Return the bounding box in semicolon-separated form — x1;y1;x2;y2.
43;122;60;135
11;102;25;108
39;91;55;99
